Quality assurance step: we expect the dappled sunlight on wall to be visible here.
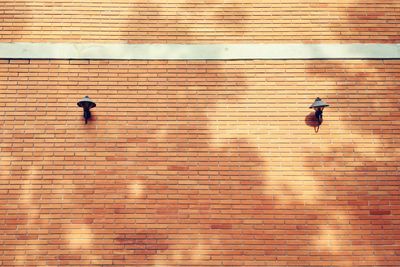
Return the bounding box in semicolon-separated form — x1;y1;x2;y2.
207;98;323;205
19;177;35;204
129;180;144;198
152;239;210;265
66;224;94;249
302;60;400;265
0;60;399;266
1;0;399;43
205;89;388;265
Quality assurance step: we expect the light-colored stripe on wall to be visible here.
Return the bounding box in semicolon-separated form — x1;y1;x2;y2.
0;43;399;60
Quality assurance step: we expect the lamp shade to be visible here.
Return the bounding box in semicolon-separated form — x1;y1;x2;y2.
77;96;96;110
309;97;329;109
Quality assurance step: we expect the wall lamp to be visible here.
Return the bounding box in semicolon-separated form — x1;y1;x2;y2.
77;96;96;124
309;97;329;125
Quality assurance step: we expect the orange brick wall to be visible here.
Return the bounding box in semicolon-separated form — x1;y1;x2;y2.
1;59;399;266
0;0;399;43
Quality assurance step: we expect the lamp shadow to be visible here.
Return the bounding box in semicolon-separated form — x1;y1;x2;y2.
305;111;321;133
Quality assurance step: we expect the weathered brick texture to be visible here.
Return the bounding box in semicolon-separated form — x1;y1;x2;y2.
0;60;399;266
0;0;399;43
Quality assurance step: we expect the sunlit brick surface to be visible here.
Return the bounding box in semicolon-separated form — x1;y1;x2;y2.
0;0;399;43
0;60;399;266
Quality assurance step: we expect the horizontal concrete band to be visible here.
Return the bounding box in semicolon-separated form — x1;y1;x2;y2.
0;43;399;60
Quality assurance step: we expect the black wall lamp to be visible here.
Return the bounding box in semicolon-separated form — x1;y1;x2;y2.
309;97;329;125
77;96;96;124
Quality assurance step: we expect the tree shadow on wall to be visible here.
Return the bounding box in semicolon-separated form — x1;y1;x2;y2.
53;59;348;266
301;1;400;264
5;61;398;266
301;61;400;266
3;1;400;266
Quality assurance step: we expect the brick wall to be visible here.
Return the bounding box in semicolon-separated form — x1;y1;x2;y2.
1;59;399;266
1;0;399;43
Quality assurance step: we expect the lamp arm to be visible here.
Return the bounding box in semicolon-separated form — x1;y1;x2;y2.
315;109;323;125
83;108;91;124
